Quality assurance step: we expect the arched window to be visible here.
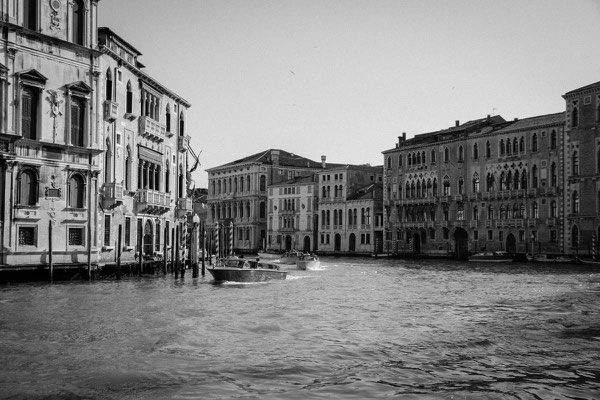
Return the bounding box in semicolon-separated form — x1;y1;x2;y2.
105;69;113;102
520;137;525;153
520;203;525;219
532;133;538;152
457;204;464;220
426;179;432;197
500;171;506;191
18;169;38;206
500;204;506;219
247;175;251;191
550;130;557;150
486;173;494;192
398;155;403;167
444;147;449;162
326;210;331;225
321;210;326;226
432;179;437;196
572;151;579;175
550;162;557;187
71;96;85;146
431;149;436;163
422;151;426;163
405;182;410;198
571;101;579;128
179;111;185;136
486;141;491;158
412;153;417;165
506;171;512;190
521;170;527;189
532;201;539;218
514;170;520;189
416;152;421;164
487;205;494;220
458;177;464;194
513;138;518;153
348;209;353;226
126;81;133;114
572;191;580;213
68;174;85;208
416;181;421;198
473;143;478;160
506;139;512;155
21;87;39;140
387;156;391;169
472;206;478;221
443;175;451;195
408;154;412;166
259;202;266;219
532;165;538;188
550;200;557;218
499;139;505;156
72;0;85;45
472;173;480;193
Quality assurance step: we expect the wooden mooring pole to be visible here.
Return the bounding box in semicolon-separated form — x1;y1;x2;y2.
175;226;180;279
116;224;122;280
49;221;53;283
163;226;168;275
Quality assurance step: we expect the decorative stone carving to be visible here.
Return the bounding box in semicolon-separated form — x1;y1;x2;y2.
50;0;62;31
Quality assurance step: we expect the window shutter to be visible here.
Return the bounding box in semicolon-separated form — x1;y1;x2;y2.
71;102;82;146
22;92;32;139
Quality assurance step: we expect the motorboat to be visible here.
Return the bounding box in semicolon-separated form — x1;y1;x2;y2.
257;251;281;260
296;254;320;270
527;254;578;264
578;257;600;266
208;257;287;283
279;250;305;264
469;251;513;262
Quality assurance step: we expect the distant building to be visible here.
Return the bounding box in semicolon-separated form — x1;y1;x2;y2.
206;150;329;253
317;165;384;254
563;82;600;256
267;175;318;252
382;114;565;258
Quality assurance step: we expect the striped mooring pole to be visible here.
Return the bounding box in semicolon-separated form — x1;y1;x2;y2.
214;222;219;259
229;221;234;256
593;233;596;260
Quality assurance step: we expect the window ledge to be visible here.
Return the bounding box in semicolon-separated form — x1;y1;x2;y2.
101;246;115;252
123;246;134;251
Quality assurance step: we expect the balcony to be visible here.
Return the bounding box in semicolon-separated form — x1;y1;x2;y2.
136;189;171;214
469;220;479;228
469;193;481;201
177;197;193;217
178;135;190;153
102;182;123;208
103;100;118;122
546;217;557;226
138;116;166;143
454;195;464;202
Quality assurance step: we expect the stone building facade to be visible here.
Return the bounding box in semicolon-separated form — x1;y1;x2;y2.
382;114;566;258
0;0;103;267
0;2;194;270
267;175;318;252
96;28;192;267
317;165;384;254
563;82;600;257
206;150;327;253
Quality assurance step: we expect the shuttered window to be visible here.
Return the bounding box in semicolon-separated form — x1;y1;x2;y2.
22;88;38;139
19;170;37;205
71;98;84;146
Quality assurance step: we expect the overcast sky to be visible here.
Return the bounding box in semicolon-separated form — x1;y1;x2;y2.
99;0;600;188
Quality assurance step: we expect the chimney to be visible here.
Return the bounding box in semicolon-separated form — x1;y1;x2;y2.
321;155;326;168
487;114;491;122
271;150;280;165
455;120;460;127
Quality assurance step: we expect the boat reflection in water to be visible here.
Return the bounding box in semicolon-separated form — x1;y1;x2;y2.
208;256;287;283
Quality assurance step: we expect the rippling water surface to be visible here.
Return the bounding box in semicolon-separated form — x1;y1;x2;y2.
1;258;600;399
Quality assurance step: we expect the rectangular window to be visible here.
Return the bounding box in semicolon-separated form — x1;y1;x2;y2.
125;217;131;246
18;226;36;246
366;234;371;244
487;230;493;241
550;230;557;243
499;231;504;242
104;214;111;246
473;230;479;241
519;230;525;242
69;227;85;246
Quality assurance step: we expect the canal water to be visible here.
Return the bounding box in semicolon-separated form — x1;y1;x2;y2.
1;258;599;399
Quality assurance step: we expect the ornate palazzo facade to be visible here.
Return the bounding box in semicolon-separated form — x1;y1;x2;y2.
383;114;566;258
0;2;193;269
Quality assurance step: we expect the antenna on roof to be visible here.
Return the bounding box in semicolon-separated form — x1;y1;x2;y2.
492;107;497;116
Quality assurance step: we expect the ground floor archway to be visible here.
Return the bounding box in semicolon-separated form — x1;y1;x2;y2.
349;233;356;251
506;233;516;256
411;232;421;254
453;227;469;260
303;236;311;252
334;234;341;252
143;220;153;255
285;235;292;251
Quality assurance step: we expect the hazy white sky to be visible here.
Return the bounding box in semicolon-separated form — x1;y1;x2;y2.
99;0;600;188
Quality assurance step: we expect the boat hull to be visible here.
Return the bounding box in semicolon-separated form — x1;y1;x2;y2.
257;252;281;260
297;260;320;270
208;267;287;282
